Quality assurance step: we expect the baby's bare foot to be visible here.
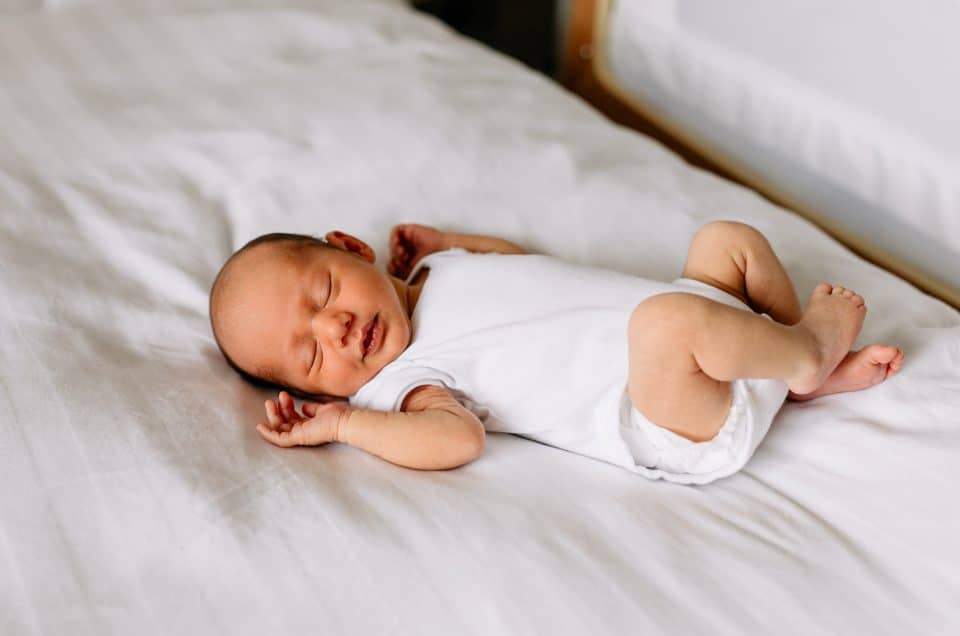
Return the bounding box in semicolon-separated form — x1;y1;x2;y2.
789;345;904;401
788;284;867;395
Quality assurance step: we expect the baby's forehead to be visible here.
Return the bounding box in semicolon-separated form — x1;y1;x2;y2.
243;239;305;264
216;243;301;309
231;242;339;305
220;240;337;308
233;241;318;280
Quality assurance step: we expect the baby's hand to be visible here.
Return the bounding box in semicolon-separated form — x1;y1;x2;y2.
388;223;448;279
257;391;350;448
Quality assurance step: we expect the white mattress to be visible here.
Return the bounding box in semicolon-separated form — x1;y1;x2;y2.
1;1;958;634
604;0;960;303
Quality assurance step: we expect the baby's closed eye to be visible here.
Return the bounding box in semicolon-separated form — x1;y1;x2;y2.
306;340;317;371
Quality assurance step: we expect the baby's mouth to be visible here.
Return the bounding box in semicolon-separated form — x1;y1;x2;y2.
361;313;380;358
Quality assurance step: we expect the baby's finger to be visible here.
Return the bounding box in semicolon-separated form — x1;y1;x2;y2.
256;423;297;448
279;391;296;420
390;225;408;252
391;223;407;239
390;239;407;262
389;257;409;279
265;399;283;426
302;402;320;417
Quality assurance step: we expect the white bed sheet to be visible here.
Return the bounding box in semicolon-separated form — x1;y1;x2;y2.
1;1;958;634
604;0;960;303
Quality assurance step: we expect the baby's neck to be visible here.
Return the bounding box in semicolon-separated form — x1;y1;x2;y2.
390;267;430;318
390;269;429;318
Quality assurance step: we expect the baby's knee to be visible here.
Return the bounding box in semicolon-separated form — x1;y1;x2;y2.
629;293;711;342
694;220;769;252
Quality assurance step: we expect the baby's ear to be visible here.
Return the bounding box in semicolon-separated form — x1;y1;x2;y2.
325;231;376;264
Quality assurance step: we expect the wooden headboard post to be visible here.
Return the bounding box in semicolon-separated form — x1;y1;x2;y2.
559;0;743;182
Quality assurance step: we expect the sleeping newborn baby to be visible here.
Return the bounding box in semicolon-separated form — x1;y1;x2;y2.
209;221;904;484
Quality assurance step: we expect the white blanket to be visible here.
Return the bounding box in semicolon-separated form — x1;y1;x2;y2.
1;1;958;634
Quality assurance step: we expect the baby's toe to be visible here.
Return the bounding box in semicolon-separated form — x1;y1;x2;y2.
883;350;905;378
892;349;905;368
831;285;848;296
813;283;833;296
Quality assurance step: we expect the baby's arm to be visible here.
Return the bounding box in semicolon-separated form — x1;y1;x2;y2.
340;385;485;470
439;230;527;256
389;223;528;278
257;387;485;471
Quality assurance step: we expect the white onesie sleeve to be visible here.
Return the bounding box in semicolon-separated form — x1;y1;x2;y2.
348;361;454;413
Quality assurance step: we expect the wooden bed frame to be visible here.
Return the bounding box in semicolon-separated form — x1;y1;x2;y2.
559;0;959;309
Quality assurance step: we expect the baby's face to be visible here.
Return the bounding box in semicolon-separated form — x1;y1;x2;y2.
217;239;411;398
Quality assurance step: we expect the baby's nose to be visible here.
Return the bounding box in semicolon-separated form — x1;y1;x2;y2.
323;311;353;347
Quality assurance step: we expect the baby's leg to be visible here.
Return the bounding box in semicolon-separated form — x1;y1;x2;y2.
681;221;802;325
627;285;865;442
681;221;905;401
